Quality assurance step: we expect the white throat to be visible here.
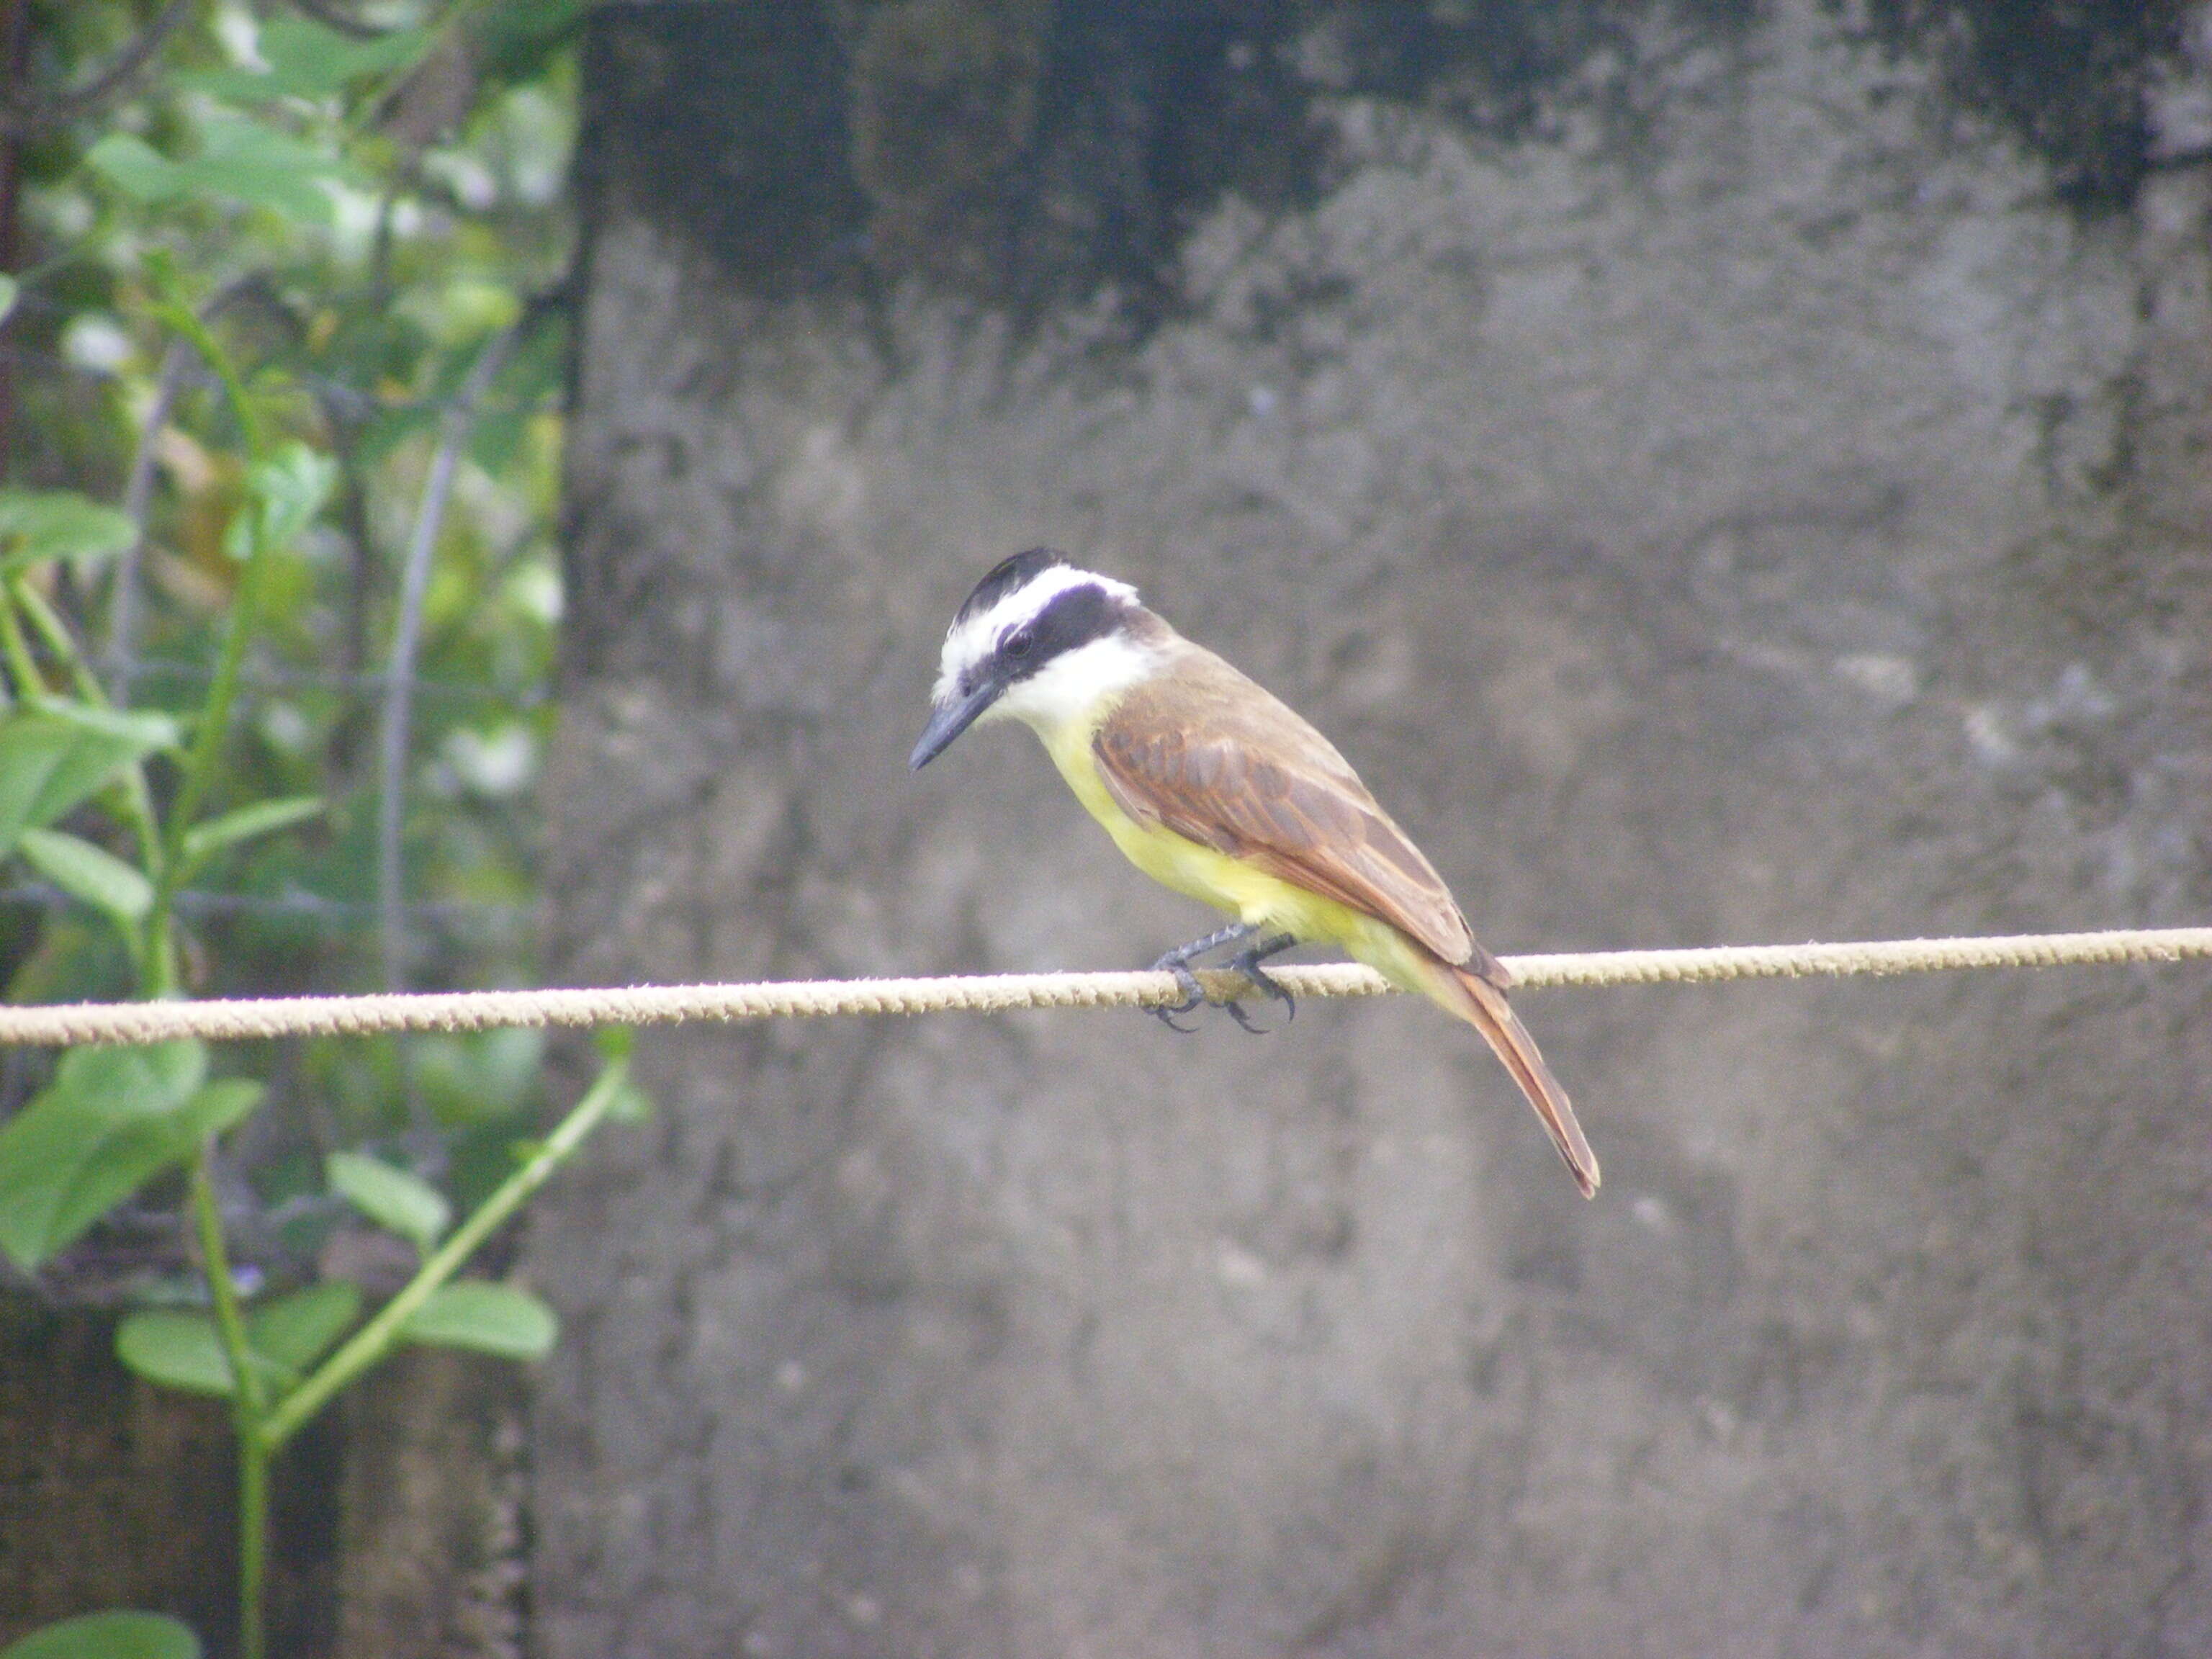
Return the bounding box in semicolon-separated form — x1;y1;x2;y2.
988;632;1159;737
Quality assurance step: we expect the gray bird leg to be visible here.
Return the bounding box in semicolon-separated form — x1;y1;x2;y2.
1147;922;1263;1033
1223;933;1298;1033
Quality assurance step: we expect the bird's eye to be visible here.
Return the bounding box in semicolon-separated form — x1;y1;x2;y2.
1004;632;1032;658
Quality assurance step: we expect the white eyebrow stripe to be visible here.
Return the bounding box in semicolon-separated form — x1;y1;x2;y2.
968;565;1137;639
932;565;1140;703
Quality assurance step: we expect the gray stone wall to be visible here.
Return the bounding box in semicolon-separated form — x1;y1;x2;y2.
531;4;2212;1653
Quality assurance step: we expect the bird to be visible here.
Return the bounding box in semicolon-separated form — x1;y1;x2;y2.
909;548;1599;1198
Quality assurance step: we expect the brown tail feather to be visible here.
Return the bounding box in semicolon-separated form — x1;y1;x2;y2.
1441;963;1600;1198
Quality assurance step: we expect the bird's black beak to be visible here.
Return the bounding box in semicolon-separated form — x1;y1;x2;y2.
909;680;1000;770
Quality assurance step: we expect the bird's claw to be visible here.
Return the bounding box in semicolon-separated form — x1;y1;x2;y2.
1148;924;1254;1033
1224;999;1270;1034
1151;962;1208;1034
1224;937;1296;1034
1146;927;1296;1035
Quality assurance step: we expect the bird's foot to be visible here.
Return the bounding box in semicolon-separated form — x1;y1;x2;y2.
1147;922;1262;1033
1223;934;1297;1033
1146;925;1300;1034
1154;962;1207;1033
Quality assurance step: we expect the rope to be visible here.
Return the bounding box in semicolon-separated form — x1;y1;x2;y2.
0;926;2203;1048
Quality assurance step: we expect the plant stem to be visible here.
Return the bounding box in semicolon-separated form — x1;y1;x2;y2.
146;515;268;979
0;585;46;698
141;302;270;989
236;1434;269;1659
258;1051;631;1451
190;1147;266;1419
16;571;116;703
155;299;263;460
193;1146;274;1659
161;521;263;851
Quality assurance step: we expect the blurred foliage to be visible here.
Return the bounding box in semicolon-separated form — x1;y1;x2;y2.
0;14;624;1650
0;0;583;1305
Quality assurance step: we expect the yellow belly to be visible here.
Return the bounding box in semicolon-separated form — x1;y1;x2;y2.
1040;719;1440;995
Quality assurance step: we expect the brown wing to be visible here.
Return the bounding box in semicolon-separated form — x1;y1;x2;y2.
1094;642;1492;974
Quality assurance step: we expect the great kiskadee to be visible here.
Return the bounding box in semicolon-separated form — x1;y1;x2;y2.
909;548;1599;1197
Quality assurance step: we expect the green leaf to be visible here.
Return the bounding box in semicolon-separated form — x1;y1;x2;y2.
227;442;337;559
0;274;16;326
40;703;184;750
114;1277;347;1398
89;117;348;225
114;1310;233;1395
114;1309;282;1398
191;115;348;224
18;828;153;928
176;1079;266;1142
86;133;183;202
0;1041;209;1272
180;794;323;873
181;19;431;101
0;708;179;858
248;1281;361;1372
403;1281;557;1360
266;17;431;89
413;1027;544;1126
0;489;138;574
0;1610;200;1659
255;442;338;551
326;1151;449;1256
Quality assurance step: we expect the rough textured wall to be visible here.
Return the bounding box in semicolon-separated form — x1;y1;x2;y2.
534;2;2212;1655
0;1304;342;1653
0;1305;526;1658
334;1351;528;1659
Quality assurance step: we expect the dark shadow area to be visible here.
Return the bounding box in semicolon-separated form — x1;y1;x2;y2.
581;0;2186;327
1843;0;2193;204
